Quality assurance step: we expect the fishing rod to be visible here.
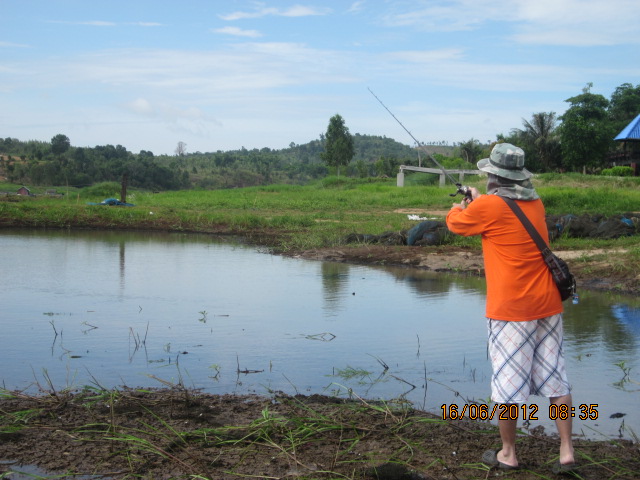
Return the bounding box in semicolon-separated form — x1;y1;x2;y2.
367;87;472;201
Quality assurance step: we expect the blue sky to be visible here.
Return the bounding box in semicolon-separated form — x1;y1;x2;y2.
2;1;639;155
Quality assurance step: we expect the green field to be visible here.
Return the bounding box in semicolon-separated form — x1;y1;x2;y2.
2;174;639;244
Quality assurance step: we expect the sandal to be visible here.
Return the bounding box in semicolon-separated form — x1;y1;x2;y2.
552;460;578;475
481;449;520;470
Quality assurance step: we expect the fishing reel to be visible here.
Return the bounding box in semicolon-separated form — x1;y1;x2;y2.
450;184;474;202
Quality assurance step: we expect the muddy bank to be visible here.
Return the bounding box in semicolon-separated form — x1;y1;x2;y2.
287;244;639;296
1;388;638;479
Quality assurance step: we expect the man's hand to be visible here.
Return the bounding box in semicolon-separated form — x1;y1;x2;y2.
453;187;480;209
468;187;481;201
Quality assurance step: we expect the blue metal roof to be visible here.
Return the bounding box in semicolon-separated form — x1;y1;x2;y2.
614;113;640;141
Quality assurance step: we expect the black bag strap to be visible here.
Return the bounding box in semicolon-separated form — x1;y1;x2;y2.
499;196;553;259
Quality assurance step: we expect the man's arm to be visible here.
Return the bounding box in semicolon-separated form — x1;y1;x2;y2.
446;188;486;237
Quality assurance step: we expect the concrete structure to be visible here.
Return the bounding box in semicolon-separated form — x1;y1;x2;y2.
396;165;482;187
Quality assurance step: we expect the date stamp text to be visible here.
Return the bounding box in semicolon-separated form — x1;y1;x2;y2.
441;403;599;421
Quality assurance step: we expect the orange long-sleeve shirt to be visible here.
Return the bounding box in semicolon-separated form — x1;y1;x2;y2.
446;194;563;321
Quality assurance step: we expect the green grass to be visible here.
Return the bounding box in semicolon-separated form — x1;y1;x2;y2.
1;175;639;255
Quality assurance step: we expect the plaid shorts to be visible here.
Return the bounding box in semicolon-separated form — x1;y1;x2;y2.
487;314;571;404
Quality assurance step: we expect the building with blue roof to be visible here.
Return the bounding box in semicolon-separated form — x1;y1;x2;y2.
611;114;640;175
614;114;640;142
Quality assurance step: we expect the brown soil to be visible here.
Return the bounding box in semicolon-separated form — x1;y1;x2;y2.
1;389;638;480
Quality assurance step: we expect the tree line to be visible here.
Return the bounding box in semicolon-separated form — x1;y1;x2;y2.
0;132;423;190
502;82;640;173
0;137;189;191
320;82;640;180
1;82;638;191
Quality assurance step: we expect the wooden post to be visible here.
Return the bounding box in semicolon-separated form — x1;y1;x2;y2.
121;174;128;203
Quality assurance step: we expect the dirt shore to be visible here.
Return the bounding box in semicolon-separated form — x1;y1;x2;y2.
1;389;639;480
288;243;638;295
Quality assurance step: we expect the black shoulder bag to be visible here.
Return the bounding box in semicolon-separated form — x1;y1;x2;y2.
500;196;576;302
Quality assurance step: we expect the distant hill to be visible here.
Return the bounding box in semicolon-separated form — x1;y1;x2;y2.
252;134;455;165
423;145;455;157
0;133;461;190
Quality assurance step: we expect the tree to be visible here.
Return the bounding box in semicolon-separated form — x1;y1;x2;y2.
51;134;70;156
608;83;640;135
512;112;561;171
175;141;187;157
373;156;400;177
321;114;354;176
354;159;369;178
558;83;613;171
456;138;484;164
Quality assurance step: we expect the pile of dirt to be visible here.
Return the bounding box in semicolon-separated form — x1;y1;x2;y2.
548;213;639;240
1;389;638;479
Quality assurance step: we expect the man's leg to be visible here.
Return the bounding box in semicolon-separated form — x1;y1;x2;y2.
487;318;538;468
532;315;574;466
550;394;575;465
497;411;519;467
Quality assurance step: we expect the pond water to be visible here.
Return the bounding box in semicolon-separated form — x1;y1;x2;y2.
1;229;638;441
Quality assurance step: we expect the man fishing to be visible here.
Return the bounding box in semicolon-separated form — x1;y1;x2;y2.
445;143;576;474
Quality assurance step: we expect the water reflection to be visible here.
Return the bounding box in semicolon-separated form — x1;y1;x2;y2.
119;240;126;288
612;304;640;335
564;294;639;353
321;262;350;315
0;229;637;440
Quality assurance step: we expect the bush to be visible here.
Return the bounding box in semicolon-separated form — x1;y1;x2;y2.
315;176;387;189
601;166;634;177
404;171;439;186
81;182;122;198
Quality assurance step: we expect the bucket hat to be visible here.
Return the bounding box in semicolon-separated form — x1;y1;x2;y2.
477;143;532;181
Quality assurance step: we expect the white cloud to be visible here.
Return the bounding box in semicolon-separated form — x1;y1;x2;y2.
512;0;640;46
84;20;116;26
126;98;154;115
347;1;366;14
43;43;357;97
47;20;164;28
219;3;331;21
0;41;30;48
213;26;262;38
121;97;223;141
280;5;330;17
380;0;640;46
381;1;496;31
3;38;621;112
377;47;579;93
388;48;465;63
130;22;164;28
68;20;117;27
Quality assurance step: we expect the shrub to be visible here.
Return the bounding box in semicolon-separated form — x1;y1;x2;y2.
601;166;634;177
81;182;122;197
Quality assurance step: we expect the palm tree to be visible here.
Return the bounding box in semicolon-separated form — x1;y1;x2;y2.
457;138;484;165
515;112;561;171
